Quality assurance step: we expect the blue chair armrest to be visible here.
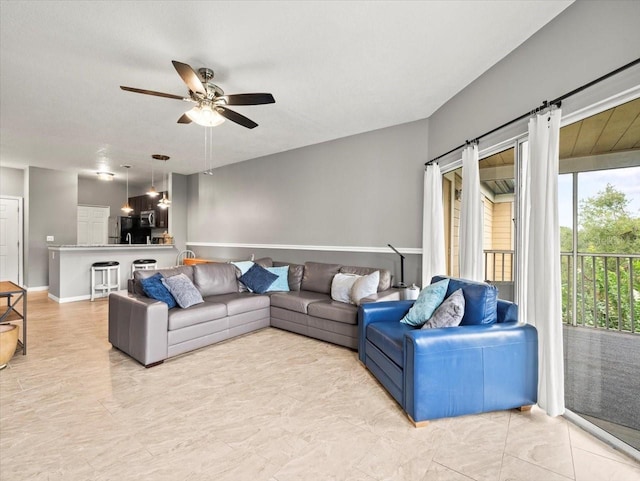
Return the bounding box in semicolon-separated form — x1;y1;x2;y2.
497;299;518;323
358;300;414;362
403;322;538;422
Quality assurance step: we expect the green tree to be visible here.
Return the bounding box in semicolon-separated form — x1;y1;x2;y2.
564;184;640;331
560;226;573;252
578;183;640;254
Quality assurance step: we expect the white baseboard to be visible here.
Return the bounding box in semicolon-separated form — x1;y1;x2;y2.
48;293;92;303
27;285;49;292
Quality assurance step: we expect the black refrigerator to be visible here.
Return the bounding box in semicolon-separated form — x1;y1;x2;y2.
120;216;151;244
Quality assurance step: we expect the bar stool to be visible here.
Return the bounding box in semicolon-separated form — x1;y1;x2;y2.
91;261;120;301
131;259;158;278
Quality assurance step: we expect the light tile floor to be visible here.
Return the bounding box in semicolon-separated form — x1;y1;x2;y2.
1;292;639;481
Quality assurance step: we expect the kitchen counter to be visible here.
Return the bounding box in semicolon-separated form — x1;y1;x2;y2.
48;244;179;303
49;244;175;250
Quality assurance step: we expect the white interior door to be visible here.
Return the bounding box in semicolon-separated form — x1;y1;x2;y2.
0;197;21;283
77;205;109;245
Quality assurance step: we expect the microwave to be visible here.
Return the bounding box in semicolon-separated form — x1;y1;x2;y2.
140;210;156;228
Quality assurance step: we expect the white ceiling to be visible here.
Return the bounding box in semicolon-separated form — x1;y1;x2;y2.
0;1;573;184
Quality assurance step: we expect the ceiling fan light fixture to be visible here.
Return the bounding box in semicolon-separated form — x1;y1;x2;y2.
186;105;225;127
97;171;114;181
121;165;133;213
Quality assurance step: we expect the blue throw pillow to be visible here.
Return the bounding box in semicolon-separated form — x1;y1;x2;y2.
231;260;254;275
240;263;278;294
265;265;290;292
400;278;449;327
140;273;177;308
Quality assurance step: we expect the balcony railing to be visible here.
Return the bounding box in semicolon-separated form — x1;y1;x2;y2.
483;250;639;334
484;249;514;282
561;252;639;334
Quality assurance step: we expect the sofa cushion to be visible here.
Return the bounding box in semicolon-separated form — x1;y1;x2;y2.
255;257;273;268
301;262;342;294
274;261;304;291
308;300;358;325
167;301;227;330
400;278;449;327
270;291;330;314
341;266;392;292
422;288;465;329
193;263;239;297
203;293;271;316
240;263;278;294
331;273;360;304
162;274;204;309
133;265;194;296
431;276;498;326
367;321;415;368
265;266;290;292
140;273;177;308
351;271;380;306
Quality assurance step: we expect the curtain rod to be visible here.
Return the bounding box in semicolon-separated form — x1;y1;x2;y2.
425;57;640;166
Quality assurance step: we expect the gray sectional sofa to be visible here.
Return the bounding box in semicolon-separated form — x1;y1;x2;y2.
108;258;398;367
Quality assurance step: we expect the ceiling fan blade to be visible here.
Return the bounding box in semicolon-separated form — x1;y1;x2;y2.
217;107;258;129
172;60;206;95
120;86;185;100
224;93;275;106
177;113;192;124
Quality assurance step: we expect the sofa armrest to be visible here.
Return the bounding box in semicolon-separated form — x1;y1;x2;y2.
497;299;518;323
360;288;401;304
358;300;414;362
108;291;169;367
403;322;538;422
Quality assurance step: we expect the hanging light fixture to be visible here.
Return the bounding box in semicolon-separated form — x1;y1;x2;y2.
147;155;159;197
156;156;171;209
121;165;133;213
186;104;226;127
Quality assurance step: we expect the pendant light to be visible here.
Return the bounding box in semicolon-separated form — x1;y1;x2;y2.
147;155;159;197
156;155;171;209
121;165;133;213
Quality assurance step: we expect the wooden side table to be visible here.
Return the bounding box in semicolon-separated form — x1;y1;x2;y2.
0;281;27;355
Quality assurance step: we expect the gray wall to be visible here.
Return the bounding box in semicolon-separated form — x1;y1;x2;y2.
0;166;24;197
26;167;78;288
169;173;188;253
77;176;128;217
187;119;428;285
428;0;640;162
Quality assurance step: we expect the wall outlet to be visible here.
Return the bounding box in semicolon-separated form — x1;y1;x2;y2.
46;235;54;242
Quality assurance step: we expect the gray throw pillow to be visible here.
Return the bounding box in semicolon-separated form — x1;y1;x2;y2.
422;289;465;329
162;273;204;309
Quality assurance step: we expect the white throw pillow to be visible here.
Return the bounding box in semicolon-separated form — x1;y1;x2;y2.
331;273;361;304
351;270;380;306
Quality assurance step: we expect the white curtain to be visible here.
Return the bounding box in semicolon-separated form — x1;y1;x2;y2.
459;144;483;281
518;107;565;417
422;163;446;287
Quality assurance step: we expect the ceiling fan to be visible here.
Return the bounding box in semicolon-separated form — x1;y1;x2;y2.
120;60;275;129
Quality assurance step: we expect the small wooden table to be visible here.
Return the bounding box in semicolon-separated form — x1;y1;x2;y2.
0;281;27;355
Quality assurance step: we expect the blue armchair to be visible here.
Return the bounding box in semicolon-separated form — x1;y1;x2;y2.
358;276;538;426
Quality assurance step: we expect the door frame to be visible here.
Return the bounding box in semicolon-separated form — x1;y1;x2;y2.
0;195;24;286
